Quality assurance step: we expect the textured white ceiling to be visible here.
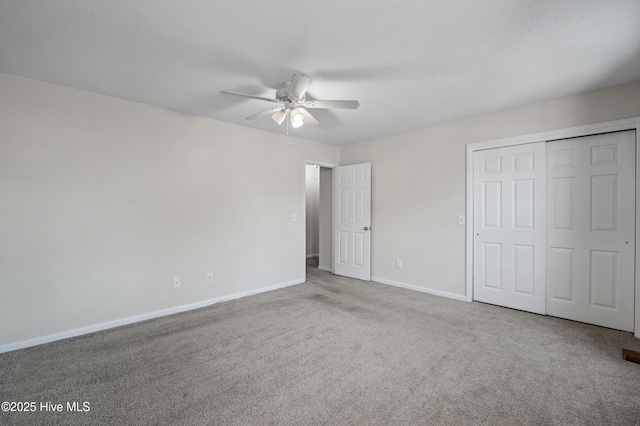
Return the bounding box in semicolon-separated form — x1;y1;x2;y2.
1;0;639;146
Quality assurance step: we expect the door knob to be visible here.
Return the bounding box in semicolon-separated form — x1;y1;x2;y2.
363;226;370;231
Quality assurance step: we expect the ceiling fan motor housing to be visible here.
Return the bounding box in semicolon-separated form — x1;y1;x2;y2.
276;80;304;104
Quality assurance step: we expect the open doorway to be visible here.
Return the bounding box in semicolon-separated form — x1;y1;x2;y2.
305;163;333;277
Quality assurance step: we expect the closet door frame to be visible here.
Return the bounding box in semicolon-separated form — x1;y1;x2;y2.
465;117;640;338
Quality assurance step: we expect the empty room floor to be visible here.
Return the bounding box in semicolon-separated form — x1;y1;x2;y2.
1;263;640;425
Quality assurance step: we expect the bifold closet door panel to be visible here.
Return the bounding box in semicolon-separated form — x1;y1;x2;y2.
546;130;636;332
473;142;546;314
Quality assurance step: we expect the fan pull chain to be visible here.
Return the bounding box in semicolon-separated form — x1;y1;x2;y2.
287;110;294;145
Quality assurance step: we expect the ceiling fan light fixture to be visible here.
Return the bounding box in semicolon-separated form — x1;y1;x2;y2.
272;109;287;125
290;108;304;128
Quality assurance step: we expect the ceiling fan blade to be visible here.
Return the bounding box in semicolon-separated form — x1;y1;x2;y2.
220;90;280;104
297;108;319;126
288;74;312;99
245;107;283;120
304;100;360;109
272;109;287;125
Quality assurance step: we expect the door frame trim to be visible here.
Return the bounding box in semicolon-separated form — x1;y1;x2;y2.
465;117;640;338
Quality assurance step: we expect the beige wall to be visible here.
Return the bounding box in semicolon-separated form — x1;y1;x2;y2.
341;80;640;298
0;73;339;349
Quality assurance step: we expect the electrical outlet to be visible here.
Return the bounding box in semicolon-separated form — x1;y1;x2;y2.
396;259;403;268
457;214;465;225
173;277;181;289
207;273;213;283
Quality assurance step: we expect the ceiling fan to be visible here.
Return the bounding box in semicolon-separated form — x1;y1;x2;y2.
221;74;359;129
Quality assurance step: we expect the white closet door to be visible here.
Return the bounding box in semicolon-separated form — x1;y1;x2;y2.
473;142;546;314
547;131;635;332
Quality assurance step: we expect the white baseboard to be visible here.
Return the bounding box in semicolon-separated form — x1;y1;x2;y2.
305;254;319;259
318;265;332;272
0;278;305;354
371;276;468;302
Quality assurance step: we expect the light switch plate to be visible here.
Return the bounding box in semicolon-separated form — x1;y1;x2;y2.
457;214;465;225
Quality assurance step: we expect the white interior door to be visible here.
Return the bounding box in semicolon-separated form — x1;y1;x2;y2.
473;142;546;314
547;131;636;332
333;163;371;281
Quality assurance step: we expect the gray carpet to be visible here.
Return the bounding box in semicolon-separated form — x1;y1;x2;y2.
2;259;640;425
